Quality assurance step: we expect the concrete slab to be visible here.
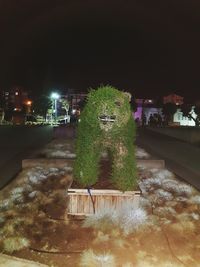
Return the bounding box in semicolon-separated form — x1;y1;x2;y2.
137;159;165;169
0;254;48;267
22;158;74;169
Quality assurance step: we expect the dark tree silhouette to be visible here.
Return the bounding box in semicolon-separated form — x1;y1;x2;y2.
162;103;178;125
33;94;52;118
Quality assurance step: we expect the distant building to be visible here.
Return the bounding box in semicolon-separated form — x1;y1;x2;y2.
173;107;197;126
67;93;87;111
163;94;184;105
0;86;30;111
134;98;162;125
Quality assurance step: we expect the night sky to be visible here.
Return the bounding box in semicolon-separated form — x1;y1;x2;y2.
0;0;200;100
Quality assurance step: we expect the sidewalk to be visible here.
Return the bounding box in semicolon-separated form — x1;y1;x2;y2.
0;254;48;267
136;128;200;190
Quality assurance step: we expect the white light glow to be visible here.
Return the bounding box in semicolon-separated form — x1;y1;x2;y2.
51;92;60;99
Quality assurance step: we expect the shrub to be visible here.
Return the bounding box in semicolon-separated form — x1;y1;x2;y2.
74;85;137;191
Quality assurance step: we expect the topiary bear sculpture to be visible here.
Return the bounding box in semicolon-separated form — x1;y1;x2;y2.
74;85;137;191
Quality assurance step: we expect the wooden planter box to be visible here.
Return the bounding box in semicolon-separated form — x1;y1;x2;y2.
67;188;141;216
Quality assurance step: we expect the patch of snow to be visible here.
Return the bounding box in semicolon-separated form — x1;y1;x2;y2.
149;168;159;173
54;144;66;149
189;195;200;205
135;147;150;159
26;166;69;185
10;194;24;204
154;189;173;201
153;169;175;181
83;207;118;229
48;151;69;158
28;191;39;198
10;187;24;204
190;213;199;220
174;184;193;197
28;174;46;185
175;196;188;202
84;204;148;235
141;177;162;188
154;207;176;217
119;205;148;235
48;167;59;173
0;199;12;211
10;187;24;195
80;249;116;267
3;237;30;253
138;183;148;195
66;153;76;159
161;179;179;192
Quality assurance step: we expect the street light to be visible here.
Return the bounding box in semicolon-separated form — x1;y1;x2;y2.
26;100;32;114
51;92;60;123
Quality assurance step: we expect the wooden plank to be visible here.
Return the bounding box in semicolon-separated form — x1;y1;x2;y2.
137;159;165;169
68;188;141;216
22;159;74;169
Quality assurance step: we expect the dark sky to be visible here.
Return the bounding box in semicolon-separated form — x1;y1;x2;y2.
0;0;200;100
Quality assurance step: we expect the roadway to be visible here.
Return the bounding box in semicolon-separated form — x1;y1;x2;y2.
136;127;200;190
0;125;53;189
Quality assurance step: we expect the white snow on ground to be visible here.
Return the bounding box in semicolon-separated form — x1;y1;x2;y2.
46;150;76;159
154;206;177;217
28;191;39;199
135;147;150;159
0;166;71;211
37;140;75;159
10;187;25;202
137;165;200;227
189;195;200;204
41;141;151;160
154;189;173;201
119;204;148;235
83;205;148;235
0;199;13;211
80;249;116;267
26;166;65;185
152;169;175;180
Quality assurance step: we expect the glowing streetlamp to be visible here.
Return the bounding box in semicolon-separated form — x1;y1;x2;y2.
26;100;32;114
51;92;60;123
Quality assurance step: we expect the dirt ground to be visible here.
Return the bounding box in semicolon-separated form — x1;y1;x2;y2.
0;139;200;266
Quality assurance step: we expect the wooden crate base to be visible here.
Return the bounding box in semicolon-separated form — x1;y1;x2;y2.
67;188;141;216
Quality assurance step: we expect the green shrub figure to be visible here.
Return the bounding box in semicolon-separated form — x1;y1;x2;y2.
74;85;137;191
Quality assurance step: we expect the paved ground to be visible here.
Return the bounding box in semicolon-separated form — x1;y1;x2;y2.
0;125;53;189
136;127;200;190
0;254;48;267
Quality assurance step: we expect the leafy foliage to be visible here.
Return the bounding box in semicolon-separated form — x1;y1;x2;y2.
162;103;178;124
60;98;69;115
32;91;52;117
74;85;137;191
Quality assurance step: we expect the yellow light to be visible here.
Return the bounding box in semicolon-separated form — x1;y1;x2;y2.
27;101;32;106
